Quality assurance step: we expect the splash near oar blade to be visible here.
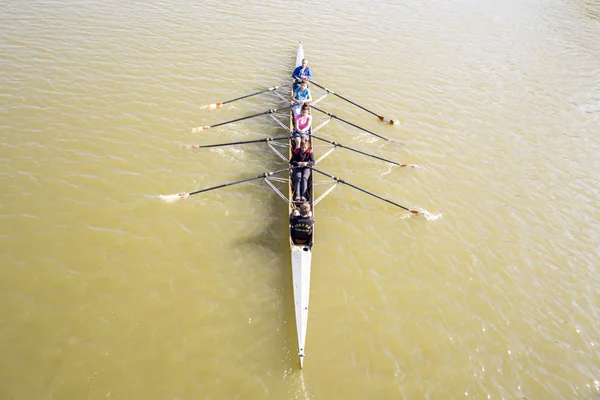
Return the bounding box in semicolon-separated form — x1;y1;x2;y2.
378;115;401;125
159;193;190;202
191;126;210;133
203;103;223;110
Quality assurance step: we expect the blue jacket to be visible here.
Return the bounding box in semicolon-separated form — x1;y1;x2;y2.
292;65;312;81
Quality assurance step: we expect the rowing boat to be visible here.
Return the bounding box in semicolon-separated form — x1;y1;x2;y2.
288;42;313;369
164;41;428;369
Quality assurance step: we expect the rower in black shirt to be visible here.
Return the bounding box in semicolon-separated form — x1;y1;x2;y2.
289;141;314;201
290;202;313;245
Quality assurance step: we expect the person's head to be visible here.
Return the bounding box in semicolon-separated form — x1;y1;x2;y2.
301;58;308;67
300;141;310;152
299;80;308;90
301;107;310;117
299;202;311;217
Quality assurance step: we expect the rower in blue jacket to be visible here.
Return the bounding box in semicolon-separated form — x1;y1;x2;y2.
292;58;312;88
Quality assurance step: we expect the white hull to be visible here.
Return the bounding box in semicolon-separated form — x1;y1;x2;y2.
291;245;312;368
290;41;313;368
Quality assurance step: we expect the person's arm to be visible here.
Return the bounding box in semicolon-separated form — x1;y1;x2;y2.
289;151;299;166
305;89;313;103
292;88;300;103
292;66;300;80
305;152;315;167
306;67;312;80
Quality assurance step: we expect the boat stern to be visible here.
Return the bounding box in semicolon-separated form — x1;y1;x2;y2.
291;244;312;368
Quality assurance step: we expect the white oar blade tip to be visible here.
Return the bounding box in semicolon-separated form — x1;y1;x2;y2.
379;116;402;125
203;103;222;110
159;193;189;202
409;208;442;220
191;126;209;133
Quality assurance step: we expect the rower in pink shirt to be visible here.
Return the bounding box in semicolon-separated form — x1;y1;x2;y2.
292;103;312;148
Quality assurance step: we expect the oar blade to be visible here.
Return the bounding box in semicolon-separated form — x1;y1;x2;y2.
191;126;210;133
203;102;223;110
377;115;401;125
159;193;190;202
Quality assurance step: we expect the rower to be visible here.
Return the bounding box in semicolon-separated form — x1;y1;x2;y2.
292;78;312;120
292;58;312;88
290;141;314;201
290;202;313;245
292;103;312;149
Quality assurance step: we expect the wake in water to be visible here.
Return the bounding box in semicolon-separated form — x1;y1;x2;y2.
381;163;419;176
282;368;312;400
421;209;443;220
158;193;189;202
399;208;443;220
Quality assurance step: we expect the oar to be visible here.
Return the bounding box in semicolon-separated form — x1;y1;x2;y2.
192;105;293;133
311;167;421;215
310;135;416;167
310;80;400;125
311;106;391;141
159;168;291;202
182;136;291;150
202;83;290;110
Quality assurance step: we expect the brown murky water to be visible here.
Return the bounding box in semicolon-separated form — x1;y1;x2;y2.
1;0;599;398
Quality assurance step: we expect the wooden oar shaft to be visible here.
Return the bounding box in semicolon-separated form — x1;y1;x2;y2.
311;106;390;141
310;81;378;118
190;136;291;149
310;134;399;165
311;167;411;212
188;168;291;197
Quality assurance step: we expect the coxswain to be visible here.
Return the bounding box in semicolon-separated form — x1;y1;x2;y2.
290;202;313;245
